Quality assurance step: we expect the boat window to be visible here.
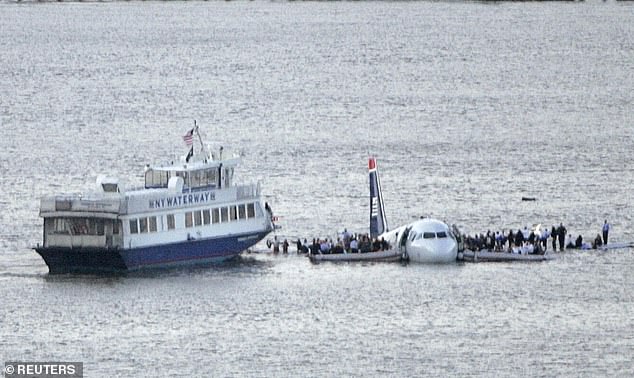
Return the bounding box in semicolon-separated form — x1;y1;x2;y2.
139;218;148;233
145;169;168;188
102;183;118;193
130;219;138;234
53;218;71;234
149;217;157;232
190;170;200;188
423;232;436;239
238;204;246;220
255;203;263;218
224;168;234;186
436;232;447;238
144;170;153;188
185;212;193;228
194;211;202;226
204;169;217;187
167;214;175;230
212;208;220;224
247;203;255;218
64;218;105;235
221;207;229;223
96;219;105;235
230;206;237;221
175;171;189;187
203;209;211;225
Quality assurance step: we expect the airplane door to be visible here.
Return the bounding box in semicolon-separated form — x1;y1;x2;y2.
399;226;411;260
452;224;464;252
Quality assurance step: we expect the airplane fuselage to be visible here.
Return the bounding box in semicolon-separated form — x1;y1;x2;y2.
368;157;458;264
380;218;458;263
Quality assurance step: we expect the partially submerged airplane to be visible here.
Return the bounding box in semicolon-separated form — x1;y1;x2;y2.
368;158;459;263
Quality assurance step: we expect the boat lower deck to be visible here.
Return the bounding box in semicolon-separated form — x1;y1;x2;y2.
35;231;269;274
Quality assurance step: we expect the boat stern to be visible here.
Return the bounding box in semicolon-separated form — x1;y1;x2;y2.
34;246;128;274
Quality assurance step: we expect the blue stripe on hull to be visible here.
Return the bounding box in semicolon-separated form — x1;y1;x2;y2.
122;232;269;270
35;231;270;274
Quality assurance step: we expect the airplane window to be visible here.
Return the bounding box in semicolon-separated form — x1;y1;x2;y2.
437;232;447;238
416;233;422;240
423;232;436;239
409;232;417;241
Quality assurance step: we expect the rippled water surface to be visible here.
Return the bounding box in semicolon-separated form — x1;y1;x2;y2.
1;1;633;376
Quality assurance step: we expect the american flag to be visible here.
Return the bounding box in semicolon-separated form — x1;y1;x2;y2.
182;128;194;146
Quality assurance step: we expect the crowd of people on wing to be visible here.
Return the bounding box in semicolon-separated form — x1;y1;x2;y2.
293;229;390;255
268;221;611;255
464;220;611;255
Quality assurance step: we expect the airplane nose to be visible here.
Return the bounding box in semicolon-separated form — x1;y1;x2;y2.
436;240;458;256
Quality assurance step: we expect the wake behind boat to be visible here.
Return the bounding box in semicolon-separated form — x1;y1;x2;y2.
34;123;275;274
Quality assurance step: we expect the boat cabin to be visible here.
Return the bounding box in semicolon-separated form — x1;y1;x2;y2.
39;194;124;250
144;158;239;192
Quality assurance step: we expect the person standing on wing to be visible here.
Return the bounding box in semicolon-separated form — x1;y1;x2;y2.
557;223;567;251
602;220;610;245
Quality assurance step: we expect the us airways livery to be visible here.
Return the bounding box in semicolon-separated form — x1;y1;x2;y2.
368;158;458;263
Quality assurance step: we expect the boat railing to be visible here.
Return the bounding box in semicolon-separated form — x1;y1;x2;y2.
40;195;123;214
45;234;107;248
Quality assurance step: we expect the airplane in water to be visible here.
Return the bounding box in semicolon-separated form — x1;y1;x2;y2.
368;158;460;263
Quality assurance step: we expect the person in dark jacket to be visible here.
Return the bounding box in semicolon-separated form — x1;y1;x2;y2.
575;235;583;249
557;223;567;251
514;229;524;247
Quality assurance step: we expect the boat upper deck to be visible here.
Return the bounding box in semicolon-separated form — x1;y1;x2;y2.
39;147;262;218
144;153;240;191
39;181;262;218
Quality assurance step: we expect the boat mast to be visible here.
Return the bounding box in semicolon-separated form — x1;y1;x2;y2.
194;120;210;160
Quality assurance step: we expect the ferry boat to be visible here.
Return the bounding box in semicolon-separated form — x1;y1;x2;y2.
34;125;275;273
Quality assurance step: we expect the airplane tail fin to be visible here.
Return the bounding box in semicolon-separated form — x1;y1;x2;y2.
369;158;388;238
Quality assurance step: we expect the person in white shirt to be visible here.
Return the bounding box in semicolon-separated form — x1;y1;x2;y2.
521;226;530;240
273;236;280;254
349;238;358;253
541;227;550;252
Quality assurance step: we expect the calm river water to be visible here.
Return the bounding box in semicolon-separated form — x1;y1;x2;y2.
1;1;633;376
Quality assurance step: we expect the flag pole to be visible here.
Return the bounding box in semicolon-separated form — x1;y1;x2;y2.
194;119;209;159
